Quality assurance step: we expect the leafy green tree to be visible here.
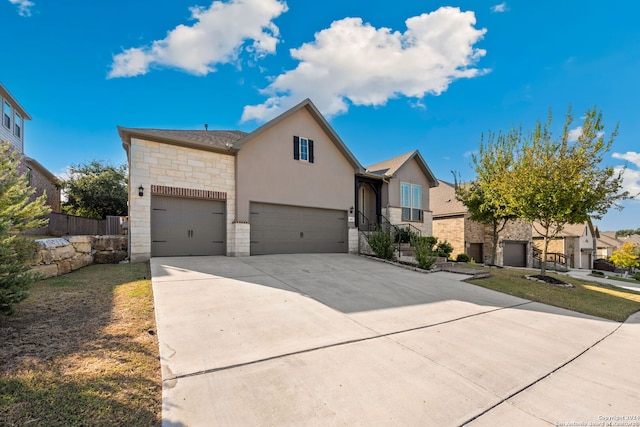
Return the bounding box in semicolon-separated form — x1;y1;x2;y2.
0;140;51;315
454;128;520;265
616;228;640;237
610;242;639;272
509;107;628;275
62;161;128;219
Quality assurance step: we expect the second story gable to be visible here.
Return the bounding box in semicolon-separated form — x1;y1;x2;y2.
0;83;30;153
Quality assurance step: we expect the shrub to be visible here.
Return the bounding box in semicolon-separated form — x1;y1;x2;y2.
634;272;640;281
368;229;395;260
436;241;454;258
456;253;471;262
395;228;417;244
411;236;437;270
591;270;605;277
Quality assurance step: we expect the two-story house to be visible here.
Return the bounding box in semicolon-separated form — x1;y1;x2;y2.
1;82;61;212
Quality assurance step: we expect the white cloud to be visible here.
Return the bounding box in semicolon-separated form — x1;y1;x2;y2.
108;0;287;78
8;0;34;16
242;7;488;122
491;2;508;13
568;126;583;142
613;152;640;199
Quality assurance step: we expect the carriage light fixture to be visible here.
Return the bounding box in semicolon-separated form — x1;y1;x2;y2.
138;185;144;197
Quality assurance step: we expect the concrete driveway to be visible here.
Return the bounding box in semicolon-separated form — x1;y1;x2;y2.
150;254;640;427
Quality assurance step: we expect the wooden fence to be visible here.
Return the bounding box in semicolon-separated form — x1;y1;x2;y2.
24;214;127;236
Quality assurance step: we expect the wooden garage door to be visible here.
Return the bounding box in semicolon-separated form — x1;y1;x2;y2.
250;203;347;255
503;242;527;267
151;196;226;257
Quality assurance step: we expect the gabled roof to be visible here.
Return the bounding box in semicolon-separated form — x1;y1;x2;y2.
25;157;61;185
0;82;31;120
118;128;247;154
233;98;364;172
366;150;438;187
597;232;623;249
430;180;467;217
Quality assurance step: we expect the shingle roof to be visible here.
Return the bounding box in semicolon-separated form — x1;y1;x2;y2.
597;233;623;249
367;151;414;176
532;222;589;238
430;180;467;217
365;150;438;187
118;128;247;151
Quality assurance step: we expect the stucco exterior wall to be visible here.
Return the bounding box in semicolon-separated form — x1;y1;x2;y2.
236;107;355;221
387;159;431;210
128;137;235;262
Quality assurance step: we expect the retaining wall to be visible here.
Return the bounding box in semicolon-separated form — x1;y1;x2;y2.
30;236;128;279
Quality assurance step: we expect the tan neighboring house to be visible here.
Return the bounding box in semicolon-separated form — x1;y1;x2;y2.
119;98;438;262
430;180;533;267
596;230;624;259
1;82;61;213
532;222;597;269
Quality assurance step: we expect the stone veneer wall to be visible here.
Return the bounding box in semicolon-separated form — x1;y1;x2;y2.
30;236;128;279
485;219;533;267
128;138;235;262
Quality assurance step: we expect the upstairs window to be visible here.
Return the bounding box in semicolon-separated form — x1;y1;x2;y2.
401;182;422;222
293;136;314;163
14;112;22;138
3;101;11;129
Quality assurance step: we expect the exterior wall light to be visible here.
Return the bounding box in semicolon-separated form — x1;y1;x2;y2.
138;185;144;197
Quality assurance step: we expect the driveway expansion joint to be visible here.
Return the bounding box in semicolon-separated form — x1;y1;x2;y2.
162;301;534;383
458;320;625;426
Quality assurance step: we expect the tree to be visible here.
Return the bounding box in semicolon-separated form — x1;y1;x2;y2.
62;161;128;219
0;140;51;315
610;243;639;272
509;107;628;275
454;128;520;265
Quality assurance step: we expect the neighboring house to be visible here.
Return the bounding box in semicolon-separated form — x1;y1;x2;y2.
596;230;624;259
532;221;597;269
361;151;438;237
1;82;61;213
1;82;29;153
119;98;438;262
25;157;62;213
430;180;533;267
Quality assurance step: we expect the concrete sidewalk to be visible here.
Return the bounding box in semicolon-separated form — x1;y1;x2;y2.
561;268;640;292
151;254;640;427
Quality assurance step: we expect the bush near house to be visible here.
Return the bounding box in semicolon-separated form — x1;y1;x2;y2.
368;229;395;260
456;253;471;262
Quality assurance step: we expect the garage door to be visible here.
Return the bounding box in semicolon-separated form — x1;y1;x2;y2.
468;243;483;263
250;203;347;255
151;196;226;257
503;241;527;267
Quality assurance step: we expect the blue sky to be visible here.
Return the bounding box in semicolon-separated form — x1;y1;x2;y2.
2;0;639;231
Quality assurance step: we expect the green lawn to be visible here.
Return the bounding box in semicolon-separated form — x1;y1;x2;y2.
465;265;640;322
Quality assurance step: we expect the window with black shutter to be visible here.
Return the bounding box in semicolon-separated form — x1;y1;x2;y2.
293;135;314;163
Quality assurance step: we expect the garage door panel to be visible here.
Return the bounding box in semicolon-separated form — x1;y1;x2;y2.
151;196;226;257
503;242;526;267
250;203;347;255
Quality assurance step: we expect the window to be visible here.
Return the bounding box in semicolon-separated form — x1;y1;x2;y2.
14;112;22;138
293;135;314;163
401;182;422;222
3;101;11;129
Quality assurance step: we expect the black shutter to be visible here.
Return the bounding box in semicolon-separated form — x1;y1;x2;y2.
308;139;314;163
293;136;300;160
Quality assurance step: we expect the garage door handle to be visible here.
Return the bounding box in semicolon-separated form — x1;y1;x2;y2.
300;232;304;238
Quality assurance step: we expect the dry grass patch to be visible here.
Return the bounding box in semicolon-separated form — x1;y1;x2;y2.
466;266;640;322
0;263;160;426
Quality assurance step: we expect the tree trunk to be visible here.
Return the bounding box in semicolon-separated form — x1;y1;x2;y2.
540;230;550;276
490;221;499;265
